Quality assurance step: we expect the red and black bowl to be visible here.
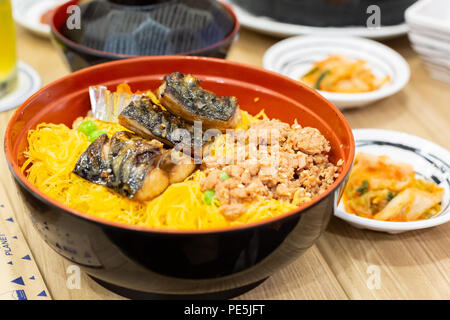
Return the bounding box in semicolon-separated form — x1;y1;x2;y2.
51;0;240;72
4;56;354;299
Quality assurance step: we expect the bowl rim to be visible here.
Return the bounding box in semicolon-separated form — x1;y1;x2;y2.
4;55;355;235
50;0;241;59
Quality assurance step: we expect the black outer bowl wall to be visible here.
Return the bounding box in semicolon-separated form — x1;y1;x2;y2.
13;171;335;296
51;32;237;72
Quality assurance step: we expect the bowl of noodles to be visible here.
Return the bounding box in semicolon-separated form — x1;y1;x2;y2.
5;56;354;298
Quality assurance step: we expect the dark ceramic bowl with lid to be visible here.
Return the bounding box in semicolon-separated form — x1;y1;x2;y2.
5;56;354;299
51;0;240;71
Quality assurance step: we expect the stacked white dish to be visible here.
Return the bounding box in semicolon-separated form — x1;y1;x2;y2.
405;0;450;84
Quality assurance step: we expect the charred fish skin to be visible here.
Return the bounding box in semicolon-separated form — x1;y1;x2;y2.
73;131;166;200
118;95;203;155
156;72;241;130
119;95;190;147
73;134;111;186
108;131;163;198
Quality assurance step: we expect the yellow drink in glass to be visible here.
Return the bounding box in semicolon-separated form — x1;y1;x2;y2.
0;0;17;98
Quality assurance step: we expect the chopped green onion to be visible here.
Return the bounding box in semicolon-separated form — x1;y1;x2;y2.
89;130;107;142
314;70;330;90
219;171;230;181
356;180;369;195
303;67;319;77
77;121;97;136
386;191;395;202
204;189;215;205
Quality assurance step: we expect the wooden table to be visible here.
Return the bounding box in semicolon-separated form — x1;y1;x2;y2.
1;25;449;300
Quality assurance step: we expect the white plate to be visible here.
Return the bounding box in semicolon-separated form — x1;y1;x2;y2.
408;33;450;57
223;0;409;39
410;42;450;64
414;51;450;71
426;66;450;84
0;61;41;112
408;25;450;43
12;0;69;37
263;36;410;109
334;129;450;234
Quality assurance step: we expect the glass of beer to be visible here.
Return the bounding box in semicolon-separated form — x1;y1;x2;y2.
0;0;17;98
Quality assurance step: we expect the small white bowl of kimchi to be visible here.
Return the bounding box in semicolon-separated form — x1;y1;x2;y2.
263;36;410;109
334;129;450;234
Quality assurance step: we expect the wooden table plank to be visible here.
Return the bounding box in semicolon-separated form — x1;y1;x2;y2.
237;246;347;300
317;218;450;299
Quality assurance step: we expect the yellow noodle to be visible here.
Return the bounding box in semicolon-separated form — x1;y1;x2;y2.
22;111;299;230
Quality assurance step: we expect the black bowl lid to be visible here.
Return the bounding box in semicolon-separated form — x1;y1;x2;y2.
61;0;236;56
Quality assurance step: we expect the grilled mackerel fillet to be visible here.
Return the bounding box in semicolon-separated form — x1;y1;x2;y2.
155;72;241;130
73;131;195;201
118;95;205;157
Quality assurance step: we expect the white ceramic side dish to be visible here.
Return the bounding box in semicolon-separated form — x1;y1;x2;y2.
263;36;410;109
334;129;450;234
